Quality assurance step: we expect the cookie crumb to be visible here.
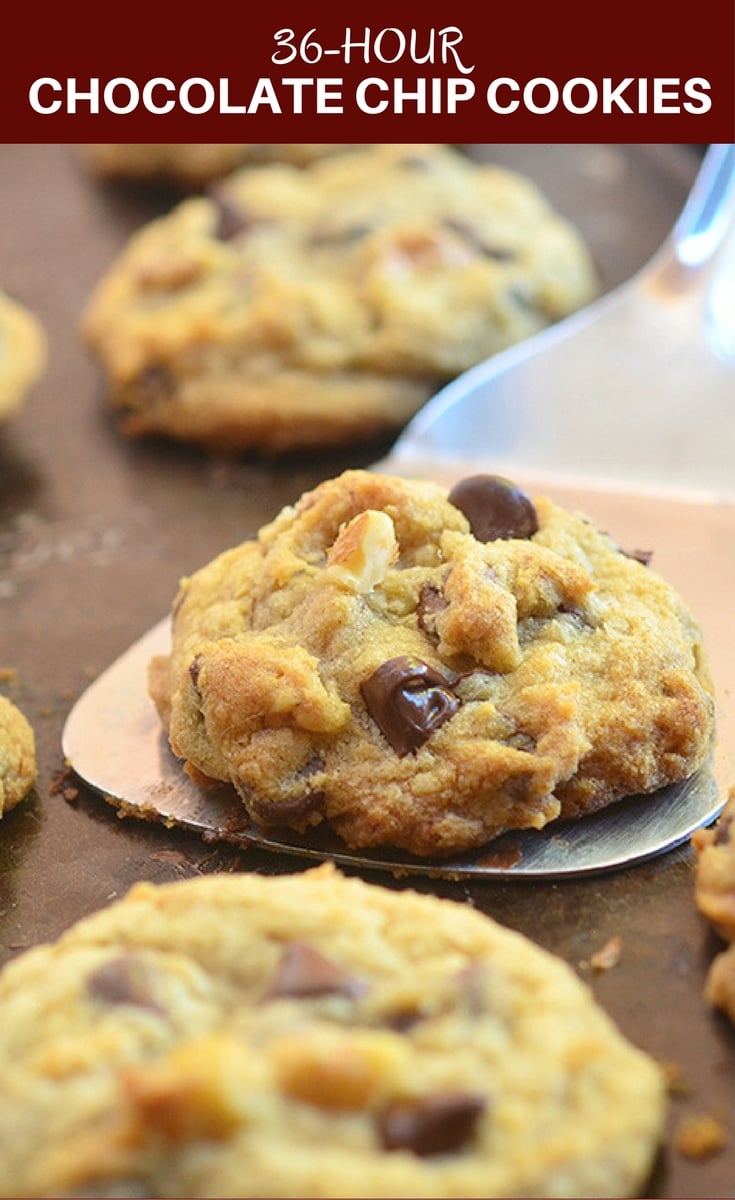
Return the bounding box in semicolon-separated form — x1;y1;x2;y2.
691;785;735;1025
50;768;78;800
674;1112;727;1159
583;935;623;972
661;1060;692;1098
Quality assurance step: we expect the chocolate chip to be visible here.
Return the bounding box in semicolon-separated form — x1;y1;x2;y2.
309;223;373;247
455;961;489;1016
416;583;448;640
442;219;516;262
448;475;538;542
396;154;433;171
247;789;325;826
383;1007;426;1032
188;655;202;692
558;603;589;624
507;283;536;311
377;1092;486;1156
360;656;460;756
622;547;654;566
208;189;251;241
134;363;175;405
87;956;162;1012
247;755;327;827
265;941;368;1000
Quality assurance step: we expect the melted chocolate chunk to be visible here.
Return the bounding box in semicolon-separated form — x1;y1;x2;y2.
265;941;368;1000
448;475;538;542
360;656;460;756
377;1092;486;1156
87;956;162;1012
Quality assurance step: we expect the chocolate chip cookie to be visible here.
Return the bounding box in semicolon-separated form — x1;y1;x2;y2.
0;695;36;815
81;143;597;453
75;143;356;188
0;863;666;1197
149;469;714;858
692;787;735;1022
0;289;46;423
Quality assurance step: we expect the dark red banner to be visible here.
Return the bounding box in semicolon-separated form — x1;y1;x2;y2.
1;0;733;142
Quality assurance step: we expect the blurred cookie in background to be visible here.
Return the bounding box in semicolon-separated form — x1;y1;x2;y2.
0;290;46;424
73;144;358;189
0;695;36;816
81;143;598;454
692;788;735;1024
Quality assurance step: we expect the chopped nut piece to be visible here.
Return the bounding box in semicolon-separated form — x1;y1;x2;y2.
121;1037;255;1141
326;510;398;594
271;1029;405;1110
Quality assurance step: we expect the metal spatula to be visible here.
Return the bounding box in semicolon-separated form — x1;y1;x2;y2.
63;145;735;880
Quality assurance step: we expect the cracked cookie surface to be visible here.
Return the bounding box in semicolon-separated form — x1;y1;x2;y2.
81;143;597;452
150;469;714;858
0;863;665;1197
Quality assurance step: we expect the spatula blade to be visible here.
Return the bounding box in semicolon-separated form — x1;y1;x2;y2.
61;614;723;880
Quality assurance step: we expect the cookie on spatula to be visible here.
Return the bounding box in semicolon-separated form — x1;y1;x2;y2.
149;468;714;858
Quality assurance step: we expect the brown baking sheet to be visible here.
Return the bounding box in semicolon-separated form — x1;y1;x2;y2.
1;144;732;1197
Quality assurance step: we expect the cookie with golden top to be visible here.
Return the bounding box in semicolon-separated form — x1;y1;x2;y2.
0;695;36;815
81;143;597;453
75;143;356;188
0;863;666;1197
150;469;714;858
0;289;46;423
